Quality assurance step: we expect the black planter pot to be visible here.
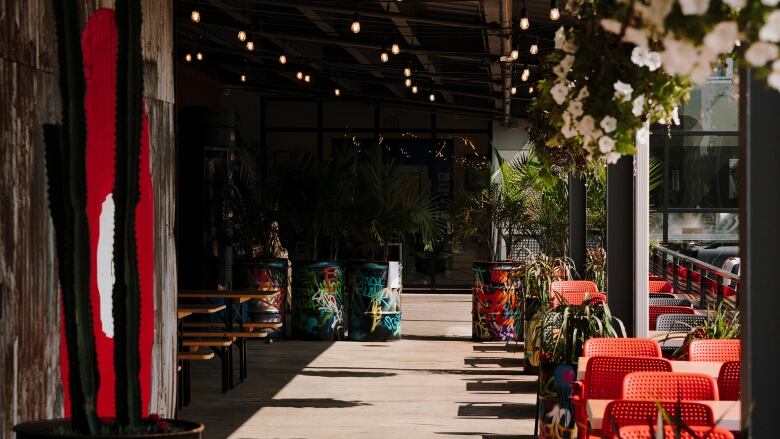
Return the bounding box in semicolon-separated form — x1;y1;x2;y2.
347;262;402;341
291;261;345;340
13;420;204;439
471;261;523;341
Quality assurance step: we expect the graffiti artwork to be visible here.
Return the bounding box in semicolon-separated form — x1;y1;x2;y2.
538;362;578;439
471;262;523;341
348;262;402;341
241;259;290;336
291;261;345;340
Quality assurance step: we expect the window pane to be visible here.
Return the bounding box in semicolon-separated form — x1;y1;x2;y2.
666;135;738;209
666;212;739;243
677;62;738;131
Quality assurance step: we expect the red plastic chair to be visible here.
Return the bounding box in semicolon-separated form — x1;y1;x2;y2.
618;425;734;439
583;338;661;358
551;280;599;294
688;339;740;362
622;372;719;401
717;361;740;401
649;280;673;293
601;400;714;439
649;306;694;330
572;356;672;438
551;291;607;308
649;273;664;281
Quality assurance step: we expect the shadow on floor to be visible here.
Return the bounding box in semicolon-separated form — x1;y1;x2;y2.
299;370;396;378
457;402;537;419
464;357;525;368
251;398;371;408
464;379;538;394
401;334;472;341
472;344;524;353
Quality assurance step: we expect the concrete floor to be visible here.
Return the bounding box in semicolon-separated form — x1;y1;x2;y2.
179;294;536;439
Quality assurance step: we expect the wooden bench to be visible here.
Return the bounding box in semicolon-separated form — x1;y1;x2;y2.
183;331;267;339
178;351;215;361
181;337;235;393
177;351;217;408
183;321;283;330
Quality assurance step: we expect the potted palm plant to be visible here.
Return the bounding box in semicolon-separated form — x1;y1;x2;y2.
14;2;202;437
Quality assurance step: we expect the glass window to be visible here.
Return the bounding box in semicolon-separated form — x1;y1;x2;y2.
666;135;738;209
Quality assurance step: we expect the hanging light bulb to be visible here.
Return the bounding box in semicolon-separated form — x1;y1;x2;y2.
196;52;203;61
529;85;535;93
304;74;311;83
240;74;247;82
511;49;519;60
521;67;530;82
185;53;192;62
191;9;201;23
411;85;418;94
511;86;517;95
404;78;412;87
429;92;436;102
380;51;389;63
334;88;341;96
530;42;539;55
391;43;400;55
279;54;287;64
351;12;361;33
296;71;304;80
237;30;247;42
519;0;530;30
404;67;412;77
246;41;255;51
550;0;560;21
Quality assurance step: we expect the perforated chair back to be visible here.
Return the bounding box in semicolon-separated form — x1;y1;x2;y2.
717;361;741;401
650;292;675;298
649;280;673;293
649;298;693;307
649;274;664;281
649;306;695;330
584;356;672;400
689;339;741;362
617;425;734;439
655;314;707;331
601;400;713;439
550;280;599;294
583;338;661;358
622;372;719;401
551;291;607;308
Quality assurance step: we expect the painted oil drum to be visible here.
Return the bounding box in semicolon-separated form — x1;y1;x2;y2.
348;262;402;341
471;261;523;341
237;259;290;337
291;261;345;341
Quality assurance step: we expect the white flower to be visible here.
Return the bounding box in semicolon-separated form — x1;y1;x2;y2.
635;0;674;27
704;21;738;54
690;62;712;84
600;19;622;34
550;82;569;105
723;0;746;9
661;36;697;75
576;86;590;101
745;41;780;67
578;115;596;137
759;11;780;43
645;51;662;71
598;136;616;153
768;72;780;91
605;152;622;164
567;100;584;118
600;116;617;133
679;0;709;15
632;95;646;117
671;106;681;126
773;59;780;71
631;47;662;71
623;27;649;48
762;0;779;5
554;27;566;49
613;80;633;102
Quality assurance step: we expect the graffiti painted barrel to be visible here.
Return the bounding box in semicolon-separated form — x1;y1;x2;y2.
348;262;402;341
537;310;577;438
471;261;523;341
237;259;290;337
291;261;345;340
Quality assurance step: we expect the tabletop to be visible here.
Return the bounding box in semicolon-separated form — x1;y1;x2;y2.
577;357;724;380
177;304;227;314
587;399;741;430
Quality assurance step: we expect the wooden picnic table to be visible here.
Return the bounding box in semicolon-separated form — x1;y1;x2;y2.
587;399;741;430
577;357;725;380
177;303;226;315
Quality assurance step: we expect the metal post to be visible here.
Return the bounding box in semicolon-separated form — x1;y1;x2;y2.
634;123;650;337
607;155;635;335
568;173;587;277
739;67;780;438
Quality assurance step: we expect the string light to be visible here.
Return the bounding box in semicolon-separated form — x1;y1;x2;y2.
296;71;304;80
530;41;539;55
391;43;400;55
240;74;247;82
246;41;255;51
529;85;535;93
404;78;412;87
519;0;530;30
404;67;412;77
190;7;201;23
351;12;361;33
429;92;436;102
380;50;389;63
521;67;530;82
511;49;519;60
185;53;192;62
550;0;560;21
511;86;517;95
334;87;341;96
237;30;247;42
279;54;287;64
304;74;311;83
196;51;203;61
412;85;418;94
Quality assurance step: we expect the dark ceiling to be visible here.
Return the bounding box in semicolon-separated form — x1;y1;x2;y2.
176;0;563;119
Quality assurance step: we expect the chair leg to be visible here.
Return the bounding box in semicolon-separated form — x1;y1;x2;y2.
228;344;235;390
220;347;228;394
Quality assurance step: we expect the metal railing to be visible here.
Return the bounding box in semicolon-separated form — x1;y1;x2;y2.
650;243;739;309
